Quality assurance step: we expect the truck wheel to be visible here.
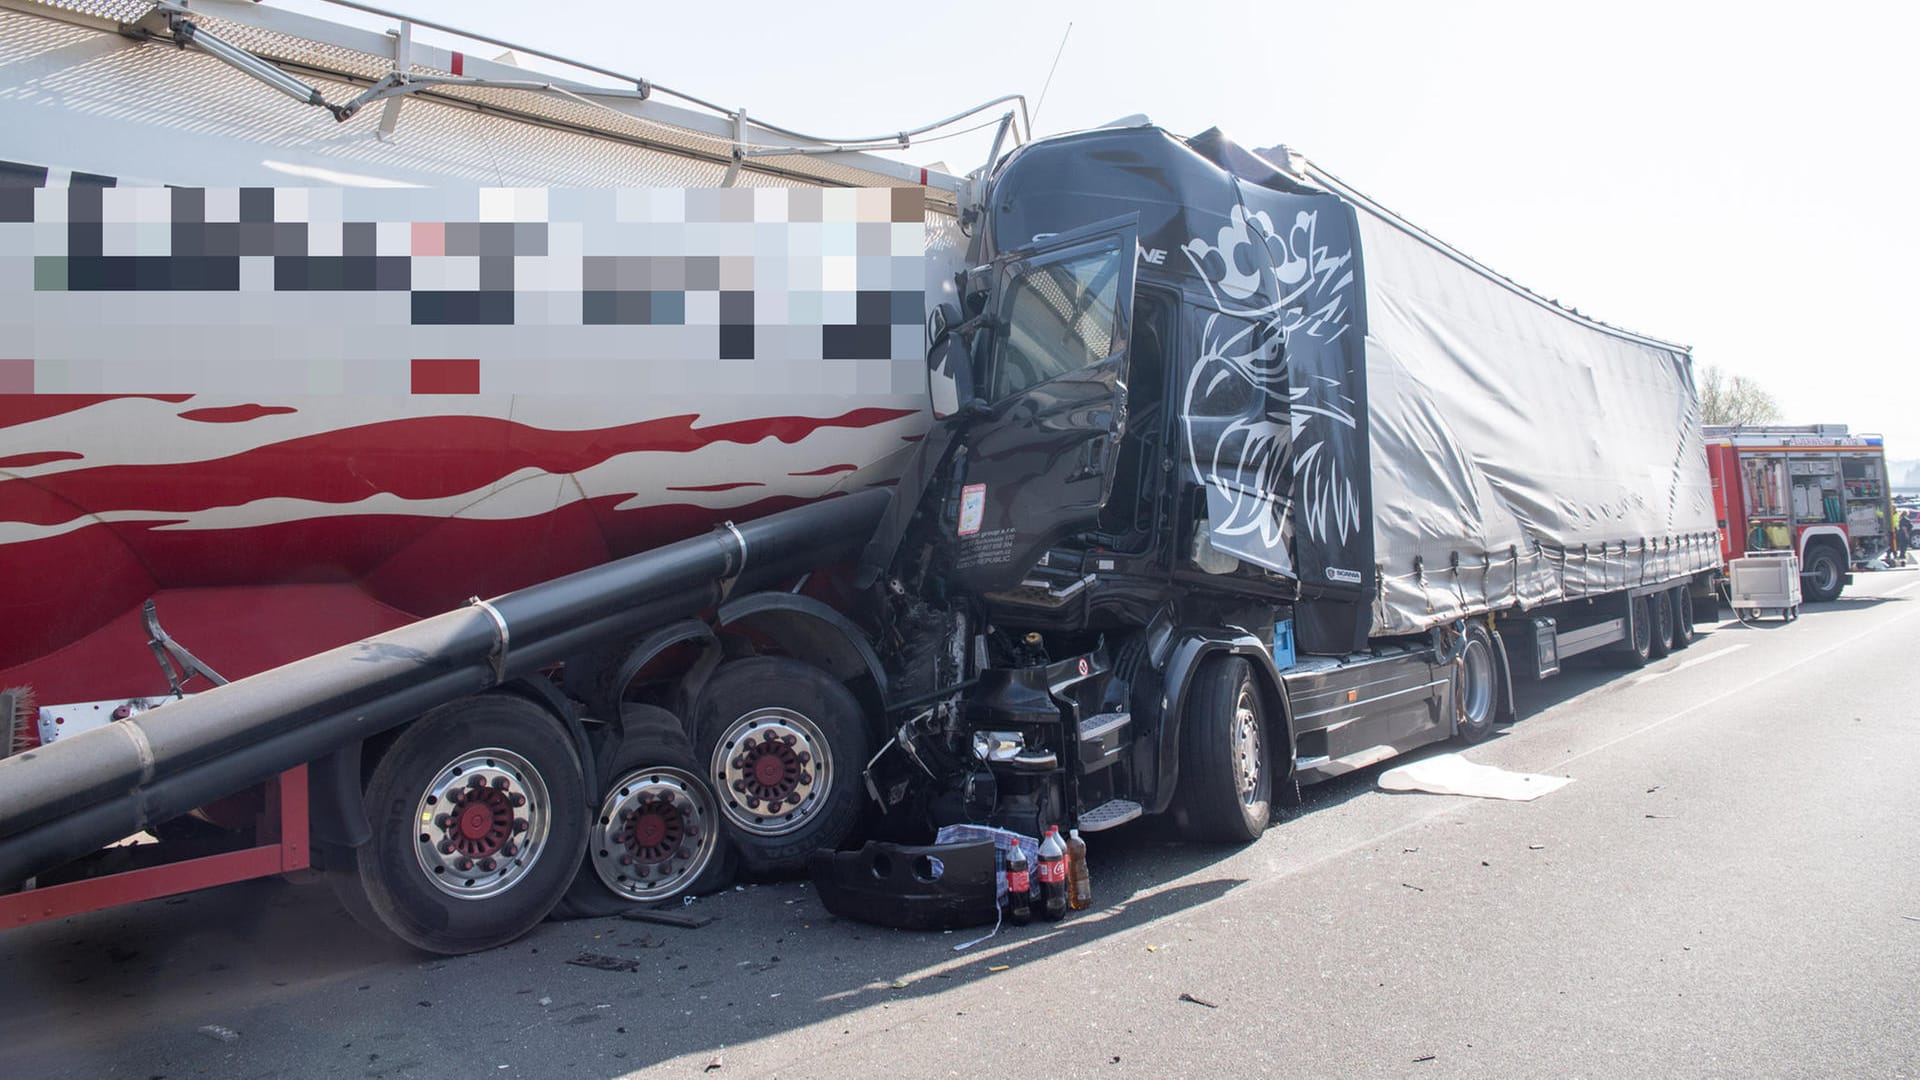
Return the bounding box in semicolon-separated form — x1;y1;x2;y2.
695;657;868;878
1616;594;1653;668
1453;624;1498;744
333;694;587;954
1670;587;1696;650
1175;656;1272;843
1648;591;1675;659
553;707;734;918
1803;546;1845;602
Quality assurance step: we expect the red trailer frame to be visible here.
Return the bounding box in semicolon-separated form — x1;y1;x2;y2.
0;768;308;928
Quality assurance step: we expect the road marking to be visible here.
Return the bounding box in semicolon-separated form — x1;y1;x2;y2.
1559;602;1920;768
1889;578;1920;596
1629;643;1748;686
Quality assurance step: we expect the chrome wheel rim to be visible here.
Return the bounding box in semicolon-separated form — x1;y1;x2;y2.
412;747;551;900
1460;637;1494;727
1231;683;1264;805
589;765;720;901
709;707;831;837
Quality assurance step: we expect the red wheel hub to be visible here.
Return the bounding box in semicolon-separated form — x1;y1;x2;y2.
620;799;685;862
443;784;514;858
742;737;803;801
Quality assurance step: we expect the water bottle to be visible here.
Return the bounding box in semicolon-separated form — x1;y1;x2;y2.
1067;827;1091;911
1037;826;1069;921
1004;841;1032;925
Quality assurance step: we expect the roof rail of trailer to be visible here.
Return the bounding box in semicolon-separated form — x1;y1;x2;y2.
5;0;998;208
1255;142;1691;356
1703;423;1854;437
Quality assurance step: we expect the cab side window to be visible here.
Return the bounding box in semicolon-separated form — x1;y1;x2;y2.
990;242;1123;401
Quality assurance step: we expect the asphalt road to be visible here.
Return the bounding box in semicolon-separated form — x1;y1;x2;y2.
5;571;1918;1079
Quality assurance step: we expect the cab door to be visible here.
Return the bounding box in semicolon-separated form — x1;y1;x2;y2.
946;217;1139;592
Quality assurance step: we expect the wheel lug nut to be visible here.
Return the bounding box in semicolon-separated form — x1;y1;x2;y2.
503;842;519;857
619;855;633;866
685;825;700;838
509;793;526;807
467;775;484;788
636;865;651;879
731;757;746;770
434;813;451;829
479;858;497;872
512;818;528;833
781;734;797;746
438;840;456;855
797;751;811;764
492;776;510;789
456;857;474;871
746;797;761;810
732;780;746;792
799;772;813;785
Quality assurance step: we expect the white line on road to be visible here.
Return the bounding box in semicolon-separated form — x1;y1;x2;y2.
1630;643;1749;686
1558;602;1920;769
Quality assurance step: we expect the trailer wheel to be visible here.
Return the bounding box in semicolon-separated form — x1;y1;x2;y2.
1670;587;1697;650
1175;656;1272;843
1649;591;1675;659
333;694;587;955
1616;594;1653;668
1802;545;1845;603
695;657;868;878
553;707;734;918
1452;624;1498;744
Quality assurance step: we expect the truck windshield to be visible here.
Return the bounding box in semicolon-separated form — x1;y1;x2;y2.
990;241;1123;401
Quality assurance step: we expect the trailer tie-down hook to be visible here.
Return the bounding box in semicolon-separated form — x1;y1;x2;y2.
468;597;511;686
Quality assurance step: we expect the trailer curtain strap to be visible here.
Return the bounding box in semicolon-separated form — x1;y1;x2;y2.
468;597;511;685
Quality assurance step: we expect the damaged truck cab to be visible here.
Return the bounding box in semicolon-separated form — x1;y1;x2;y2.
850;127;1396;861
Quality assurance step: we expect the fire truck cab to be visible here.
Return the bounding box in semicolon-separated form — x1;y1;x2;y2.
1704;424;1895;602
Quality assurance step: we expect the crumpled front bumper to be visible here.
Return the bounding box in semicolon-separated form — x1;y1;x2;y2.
808;839;998;931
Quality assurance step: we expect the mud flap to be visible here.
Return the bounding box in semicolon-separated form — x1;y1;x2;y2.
808;839;998;930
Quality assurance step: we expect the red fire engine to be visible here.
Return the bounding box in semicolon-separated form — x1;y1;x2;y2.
1704;424;1895;602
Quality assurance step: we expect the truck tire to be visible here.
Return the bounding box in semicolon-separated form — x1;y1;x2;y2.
1802;545;1845;602
333;694;588;954
1670;586;1697;650
1452;624;1498;744
1616;594;1653;668
694;657;869;878
1648;591;1675;659
552;706;734;919
1175;656;1272;843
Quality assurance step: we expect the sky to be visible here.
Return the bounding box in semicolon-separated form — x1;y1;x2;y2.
280;0;1919;464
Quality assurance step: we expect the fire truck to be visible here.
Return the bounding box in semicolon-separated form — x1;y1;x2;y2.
1704;424;1895;602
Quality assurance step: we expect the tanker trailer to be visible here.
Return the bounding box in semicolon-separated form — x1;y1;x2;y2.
0;0;986;951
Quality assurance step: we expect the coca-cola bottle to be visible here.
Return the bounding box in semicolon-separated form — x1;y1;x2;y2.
1004;841;1032;925
1037;826;1069;921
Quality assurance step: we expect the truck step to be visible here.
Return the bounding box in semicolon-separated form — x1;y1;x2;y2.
1078;799;1143;832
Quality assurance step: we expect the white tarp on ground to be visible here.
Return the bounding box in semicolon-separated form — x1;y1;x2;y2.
1377;753;1572;801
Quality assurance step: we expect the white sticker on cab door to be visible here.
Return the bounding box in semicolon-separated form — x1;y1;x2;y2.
958;483;986;536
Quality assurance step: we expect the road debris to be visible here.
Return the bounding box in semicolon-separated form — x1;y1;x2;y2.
1178;993;1218;1009
196;1024;240;1044
988;965;1010;972
704;1052;724;1071
567;952;642;973
1414;1054;1436;1063
621;908;713;929
1528;844;1545;850
1402;883;1425;892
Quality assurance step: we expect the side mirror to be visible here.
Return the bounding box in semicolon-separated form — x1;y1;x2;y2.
925;302;974;421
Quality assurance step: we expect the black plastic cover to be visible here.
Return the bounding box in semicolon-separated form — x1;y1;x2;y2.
808;839;999;931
